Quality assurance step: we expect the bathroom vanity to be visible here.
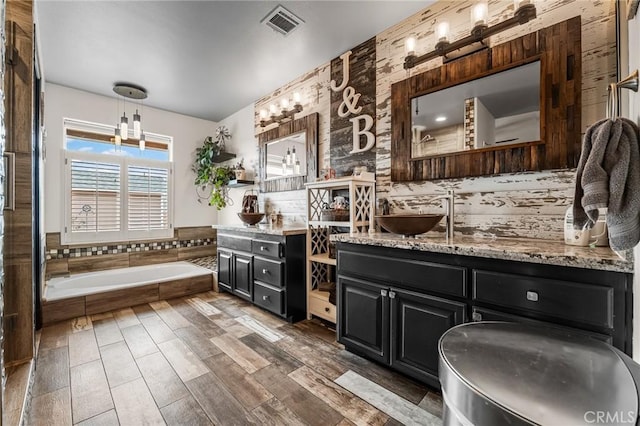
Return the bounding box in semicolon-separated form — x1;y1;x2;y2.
332;233;632;388
215;226;307;322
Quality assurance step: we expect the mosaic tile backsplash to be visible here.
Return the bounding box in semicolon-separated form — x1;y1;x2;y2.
46;238;215;260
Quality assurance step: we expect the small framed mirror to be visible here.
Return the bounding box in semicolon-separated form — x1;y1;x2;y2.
259;113;318;192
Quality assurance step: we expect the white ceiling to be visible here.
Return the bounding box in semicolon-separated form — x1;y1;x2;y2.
35;1;433;122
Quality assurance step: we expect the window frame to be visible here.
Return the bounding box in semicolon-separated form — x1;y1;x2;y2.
61;119;174;245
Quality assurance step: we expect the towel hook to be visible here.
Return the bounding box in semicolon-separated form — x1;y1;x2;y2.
607;69;639;121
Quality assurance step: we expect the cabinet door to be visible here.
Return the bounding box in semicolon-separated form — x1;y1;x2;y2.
390;288;465;386
233;253;253;301
217;250;232;292
337;276;389;364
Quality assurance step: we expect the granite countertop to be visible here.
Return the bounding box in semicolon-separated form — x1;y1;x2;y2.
213;224;307;236
330;232;633;273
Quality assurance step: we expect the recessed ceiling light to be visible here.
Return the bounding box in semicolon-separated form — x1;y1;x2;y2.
435;116;447;122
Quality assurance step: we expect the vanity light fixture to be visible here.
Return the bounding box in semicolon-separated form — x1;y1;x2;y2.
259;92;303;127
404;0;536;69
113;83;147;144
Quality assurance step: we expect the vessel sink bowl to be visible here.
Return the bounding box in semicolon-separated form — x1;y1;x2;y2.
376;214;444;237
238;212;265;226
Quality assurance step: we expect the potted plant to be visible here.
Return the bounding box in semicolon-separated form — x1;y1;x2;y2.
192;129;236;210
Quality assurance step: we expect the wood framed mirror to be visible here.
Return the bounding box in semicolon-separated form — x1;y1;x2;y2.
391;16;581;181
258;112;318;192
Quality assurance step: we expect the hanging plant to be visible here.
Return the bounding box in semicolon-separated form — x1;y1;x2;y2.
192;132;235;210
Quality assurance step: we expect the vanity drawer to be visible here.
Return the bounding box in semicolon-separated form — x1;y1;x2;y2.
253;282;284;316
254;257;284;287
339;250;466;298
252;240;282;259
472;270;614;329
218;234;252;252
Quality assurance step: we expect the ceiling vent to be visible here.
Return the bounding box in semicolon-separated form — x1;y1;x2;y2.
261;5;304;36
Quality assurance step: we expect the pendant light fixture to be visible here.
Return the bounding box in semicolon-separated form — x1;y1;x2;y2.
139;132;146;151
113;83;147;143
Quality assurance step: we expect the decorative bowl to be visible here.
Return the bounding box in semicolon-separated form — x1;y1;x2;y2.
375;214;444;237
238;212;265;226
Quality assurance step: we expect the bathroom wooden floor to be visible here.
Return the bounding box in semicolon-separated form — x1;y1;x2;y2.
28;290;443;425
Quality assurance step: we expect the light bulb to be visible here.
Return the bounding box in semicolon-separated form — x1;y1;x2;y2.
139;132;146;151
282;157;287;174
260;109;268;120
114;127;121;146
133;109;141;139
405;36;417;56
281;98;290;110
120;113;129;141
269;104;277;117
294;160;300;175
437;21;450;43
293;92;301;105
286;147;292;165
471;1;488;28
291;146;296;164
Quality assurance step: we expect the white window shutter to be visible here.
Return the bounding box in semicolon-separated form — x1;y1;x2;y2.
127;165;170;231
70;159;121;233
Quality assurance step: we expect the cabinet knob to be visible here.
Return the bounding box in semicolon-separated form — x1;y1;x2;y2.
526;291;539;302
262;268;268;274
325;307;330;313
263;295;270;301
260;246;266;251
389;291;396;299
381;289;388;297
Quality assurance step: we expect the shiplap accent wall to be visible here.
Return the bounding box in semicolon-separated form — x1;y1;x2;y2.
253;0;616;239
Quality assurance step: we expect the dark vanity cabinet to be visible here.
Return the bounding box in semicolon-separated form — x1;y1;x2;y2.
217;229;306;322
337;242;632;388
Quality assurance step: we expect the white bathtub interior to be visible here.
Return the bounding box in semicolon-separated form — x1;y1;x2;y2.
45;261;213;301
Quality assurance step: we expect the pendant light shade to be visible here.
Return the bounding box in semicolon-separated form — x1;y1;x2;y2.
133;109;141;139
139;132;146;151
120;113;129;140
113;83;147;145
114;127;121;146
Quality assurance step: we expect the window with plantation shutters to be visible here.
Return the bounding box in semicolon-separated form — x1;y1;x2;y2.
62;119;173;244
70;159;121;233
128;165;169;231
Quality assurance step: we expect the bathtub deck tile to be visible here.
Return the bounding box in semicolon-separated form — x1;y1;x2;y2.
68;329;100;367
113;308;141;329
92;319;124;347
139;314;177;344
157;338;210;382
121;324;159;359
150;300;191;330
42;297;86;325
100;341;142;389
86;284;159;316
136;351;190;408
70;359;114;423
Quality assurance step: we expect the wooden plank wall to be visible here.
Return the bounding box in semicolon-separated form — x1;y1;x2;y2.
4;0;34;365
329;37;376;175
253;0;616;240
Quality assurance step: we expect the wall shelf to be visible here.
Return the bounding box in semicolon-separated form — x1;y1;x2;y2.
212;152;236;163
227;179;255;188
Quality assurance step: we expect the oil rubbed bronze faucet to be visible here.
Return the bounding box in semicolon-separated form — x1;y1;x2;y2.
428;190;455;243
